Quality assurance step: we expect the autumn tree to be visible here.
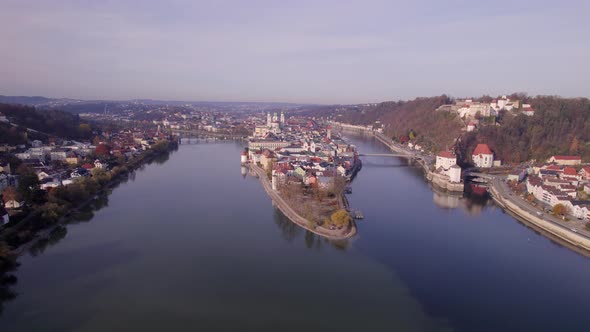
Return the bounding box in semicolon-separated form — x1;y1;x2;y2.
330;209;351;228
570;136;579;155
553;203;568;216
2;187;20;203
312;185;327;202
94;143;111;157
78;123;92;138
526;193;535;203
329;175;347;197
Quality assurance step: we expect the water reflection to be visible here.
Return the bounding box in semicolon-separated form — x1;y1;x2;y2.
0;148;177;319
29;226;68;257
272;206;350;251
431;185;493;217
273;208;302;242
0;268;17;316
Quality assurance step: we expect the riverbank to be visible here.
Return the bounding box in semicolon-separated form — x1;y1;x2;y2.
0;140;179;265
336;123;590;254
250;164;356;240
489;178;590;253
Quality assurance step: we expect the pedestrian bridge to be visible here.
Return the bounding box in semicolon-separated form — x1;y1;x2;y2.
465;172;494;179
464;171;495;183
358;153;413;157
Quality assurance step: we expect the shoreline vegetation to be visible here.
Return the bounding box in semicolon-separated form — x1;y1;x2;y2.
0;139;179;273
250;163;358;241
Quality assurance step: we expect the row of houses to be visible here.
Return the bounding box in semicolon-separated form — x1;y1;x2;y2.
0;127;175;225
525;164;590;220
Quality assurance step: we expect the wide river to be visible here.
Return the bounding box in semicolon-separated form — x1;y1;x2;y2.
1;135;590;331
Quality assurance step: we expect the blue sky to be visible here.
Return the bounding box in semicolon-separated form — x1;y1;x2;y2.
0;0;588;104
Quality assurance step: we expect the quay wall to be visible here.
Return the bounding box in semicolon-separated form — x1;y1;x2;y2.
489;183;590;252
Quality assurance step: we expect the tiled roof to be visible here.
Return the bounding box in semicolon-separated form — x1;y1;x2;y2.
553;155;581;160
438;151;455;158
473;144;492;155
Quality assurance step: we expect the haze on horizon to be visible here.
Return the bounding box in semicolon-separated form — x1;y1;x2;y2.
1;0;588;105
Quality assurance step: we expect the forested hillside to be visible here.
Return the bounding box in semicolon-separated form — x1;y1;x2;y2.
322;95;590;165
457;96;590;164
326;96;464;152
0;104;93;144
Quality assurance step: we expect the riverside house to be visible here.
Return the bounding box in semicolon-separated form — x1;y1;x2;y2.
472;144;494;168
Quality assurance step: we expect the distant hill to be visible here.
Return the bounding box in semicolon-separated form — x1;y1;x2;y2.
0;95;54;105
0;103;93;144
0;95;311;112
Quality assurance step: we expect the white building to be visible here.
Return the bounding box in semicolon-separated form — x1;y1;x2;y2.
547;155;582;166
435;151;457;171
449;165;462;183
472;144;494;168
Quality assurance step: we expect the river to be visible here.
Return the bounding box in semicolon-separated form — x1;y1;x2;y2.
1;135;590;331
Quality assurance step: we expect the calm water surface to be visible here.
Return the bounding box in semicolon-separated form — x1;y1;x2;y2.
1;135;590;332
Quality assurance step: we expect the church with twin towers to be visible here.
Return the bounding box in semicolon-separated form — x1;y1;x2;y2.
266;111;285;133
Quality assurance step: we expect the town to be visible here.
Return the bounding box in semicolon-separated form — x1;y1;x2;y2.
0;104;178;256
242;111;361;239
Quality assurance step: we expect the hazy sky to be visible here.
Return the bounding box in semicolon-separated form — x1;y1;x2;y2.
1;0;588;104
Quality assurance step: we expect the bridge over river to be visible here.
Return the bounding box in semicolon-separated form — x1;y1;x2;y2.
358;153;415;157
359;153;420;159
